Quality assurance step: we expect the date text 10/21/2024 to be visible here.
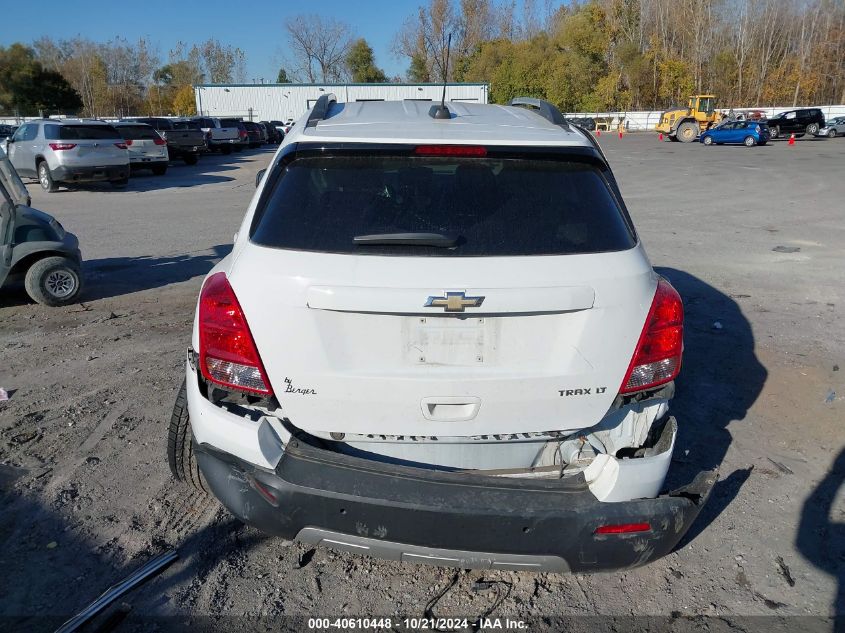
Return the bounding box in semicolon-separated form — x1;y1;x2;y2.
307;617;529;630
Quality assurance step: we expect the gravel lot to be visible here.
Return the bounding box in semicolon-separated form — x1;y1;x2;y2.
1;135;843;632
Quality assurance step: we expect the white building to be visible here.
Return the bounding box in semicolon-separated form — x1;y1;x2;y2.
193;83;489;122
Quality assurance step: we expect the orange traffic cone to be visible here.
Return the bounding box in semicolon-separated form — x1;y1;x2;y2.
659;132;664;141
618;130;623;139
788;134;795;145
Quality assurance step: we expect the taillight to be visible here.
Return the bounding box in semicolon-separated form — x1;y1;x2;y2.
114;142;128;149
594;522;651;535
124;139;134;146
48;143;76;151
619;278;683;394
154;137;166;145
239;129;248;139
198;273;273;395
414;145;487;157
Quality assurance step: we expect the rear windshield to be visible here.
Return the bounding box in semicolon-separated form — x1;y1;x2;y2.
172;120;200;130
116;125;160;140
45;124;121;140
251;155;635;257
219;118;241;127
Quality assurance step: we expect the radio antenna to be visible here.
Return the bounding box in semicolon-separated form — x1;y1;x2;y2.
430;33;452;120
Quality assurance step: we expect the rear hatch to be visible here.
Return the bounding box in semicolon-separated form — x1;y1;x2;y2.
46;123;128;167
116;124;167;162
229;146;656;438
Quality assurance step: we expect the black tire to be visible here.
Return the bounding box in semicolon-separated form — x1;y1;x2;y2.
806;123;819;135
770;126;780;139
184;153;199;165
24;256;82;306
112;178;128;188
828;129;837;138
152;165;167;176
37;161;58;193
744;135;756;147
676;121;699;143
167;379;208;493
703;135;714;146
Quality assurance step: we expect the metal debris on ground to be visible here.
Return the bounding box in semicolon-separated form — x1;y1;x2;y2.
772;245;801;253
776;556;796;587
54;549;178;633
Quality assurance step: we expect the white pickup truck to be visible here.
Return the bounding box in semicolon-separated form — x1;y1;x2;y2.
191;117;245;154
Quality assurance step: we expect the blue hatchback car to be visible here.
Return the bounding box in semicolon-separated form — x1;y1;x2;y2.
700;120;770;146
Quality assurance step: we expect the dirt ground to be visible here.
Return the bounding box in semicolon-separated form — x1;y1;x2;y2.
1;135;843;632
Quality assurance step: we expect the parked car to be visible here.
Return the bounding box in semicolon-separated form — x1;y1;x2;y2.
190;117;242;154
818;116;845;138
0;124;16;138
0;147;83;305
113;122;169;175
567;116;596;131
123;117;205;165
765;108;825;139
260;121;282;144
167;95;714;573
5;119;129;192
242;121;264;148
700;120;770;147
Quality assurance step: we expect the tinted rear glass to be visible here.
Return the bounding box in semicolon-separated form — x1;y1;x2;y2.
219;118;241;127
251;155;635;257
45;124;121;140
116;125;160;140
172;121;200;130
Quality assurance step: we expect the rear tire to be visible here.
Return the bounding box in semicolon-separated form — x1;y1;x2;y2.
37;161;58;193
806;123;819;135
744;135;756;147
152;165;167;176
24;256;82;306
167;379;208;493
184;154;199;165
770;126;780;139
676;121;699;143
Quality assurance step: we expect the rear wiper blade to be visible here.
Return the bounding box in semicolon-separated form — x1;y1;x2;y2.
353;232;459;247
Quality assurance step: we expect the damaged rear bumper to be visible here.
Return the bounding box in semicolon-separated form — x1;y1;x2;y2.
195;436;716;573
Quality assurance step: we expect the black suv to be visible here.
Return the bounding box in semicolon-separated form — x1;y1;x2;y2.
766;108;825;139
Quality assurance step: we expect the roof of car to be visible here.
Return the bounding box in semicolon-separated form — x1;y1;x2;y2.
38;118;116;126
294;100;593;148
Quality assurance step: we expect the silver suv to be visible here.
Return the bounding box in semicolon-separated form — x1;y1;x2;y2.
5;119;130;192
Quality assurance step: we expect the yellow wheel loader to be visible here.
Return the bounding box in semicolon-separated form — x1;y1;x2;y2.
656;95;723;142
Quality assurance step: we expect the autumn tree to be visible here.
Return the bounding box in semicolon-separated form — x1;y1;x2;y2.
284;15;353;82
0;43;82;115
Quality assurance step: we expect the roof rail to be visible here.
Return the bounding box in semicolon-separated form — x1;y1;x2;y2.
306;93;337;128
507;97;570;128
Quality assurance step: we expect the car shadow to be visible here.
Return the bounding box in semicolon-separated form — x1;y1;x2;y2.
655;268;767;546
797;448;845;628
79;244;233;301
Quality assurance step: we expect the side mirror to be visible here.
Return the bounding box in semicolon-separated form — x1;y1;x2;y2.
255;168;266;189
5;137;13;144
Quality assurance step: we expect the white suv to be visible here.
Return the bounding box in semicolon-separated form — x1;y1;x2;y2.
168;96;715;573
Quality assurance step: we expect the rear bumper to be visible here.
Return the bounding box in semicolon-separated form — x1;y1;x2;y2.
195;426;716;573
52;163;128;182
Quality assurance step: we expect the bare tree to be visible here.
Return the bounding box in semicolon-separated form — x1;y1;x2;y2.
284;14;353;82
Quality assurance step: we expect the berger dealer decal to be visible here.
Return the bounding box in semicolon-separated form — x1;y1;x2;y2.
559;387;607;396
284;377;317;395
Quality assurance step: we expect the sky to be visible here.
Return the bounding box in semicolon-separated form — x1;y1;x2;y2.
1;0;427;83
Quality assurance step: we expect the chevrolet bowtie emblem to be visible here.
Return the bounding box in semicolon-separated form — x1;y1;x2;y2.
424;291;485;313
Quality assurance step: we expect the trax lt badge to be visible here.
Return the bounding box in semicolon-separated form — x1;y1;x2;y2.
425;291;485;313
